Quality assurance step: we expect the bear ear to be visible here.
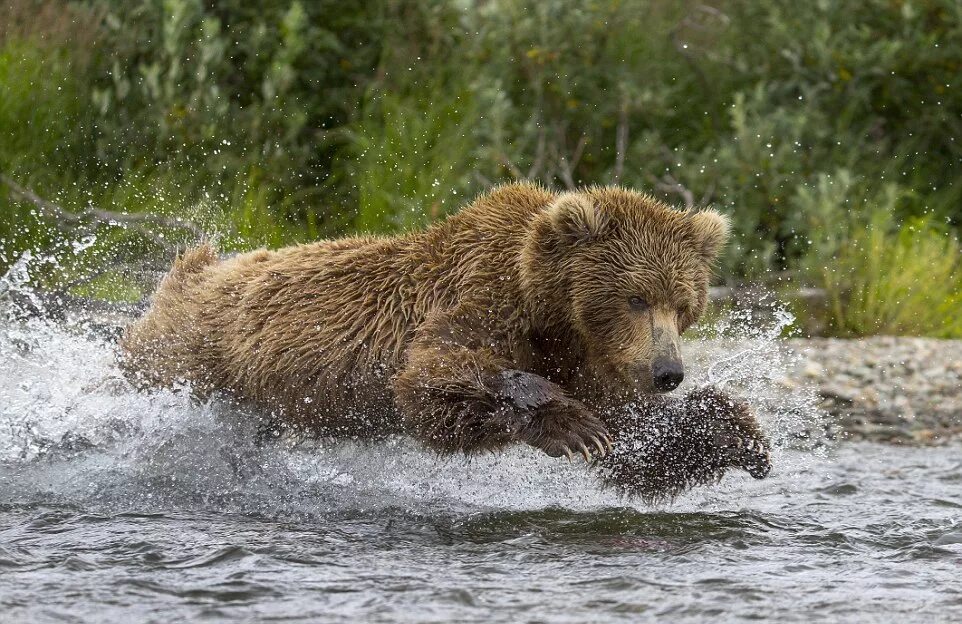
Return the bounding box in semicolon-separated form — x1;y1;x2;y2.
688;209;731;261
548;193;610;244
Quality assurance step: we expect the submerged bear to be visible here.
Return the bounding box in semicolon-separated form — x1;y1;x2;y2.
120;183;771;501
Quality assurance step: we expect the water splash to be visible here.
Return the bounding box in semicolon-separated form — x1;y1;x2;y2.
0;254;828;519
683;294;829;474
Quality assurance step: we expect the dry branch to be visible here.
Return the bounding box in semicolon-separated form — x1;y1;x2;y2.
496;153;525;180
655;173;695;209
526;125;547;180
612;103;629;185
1;174;204;245
557;130;588;190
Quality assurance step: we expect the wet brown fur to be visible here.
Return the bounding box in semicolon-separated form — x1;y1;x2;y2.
120;183;770;499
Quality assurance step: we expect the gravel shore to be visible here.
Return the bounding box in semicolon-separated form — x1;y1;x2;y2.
784;337;962;444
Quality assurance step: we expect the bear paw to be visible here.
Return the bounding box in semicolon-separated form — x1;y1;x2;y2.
686;386;772;479
716;432;771;479
522;404;613;462
493;369;613;461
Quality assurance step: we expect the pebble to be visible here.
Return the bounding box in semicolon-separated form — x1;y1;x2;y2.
785;337;962;445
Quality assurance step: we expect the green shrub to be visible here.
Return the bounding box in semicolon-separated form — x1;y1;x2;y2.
799;175;962;337
348;87;481;234
825;215;962;338
0;38;94;265
463;0;962;276
2;0;962;334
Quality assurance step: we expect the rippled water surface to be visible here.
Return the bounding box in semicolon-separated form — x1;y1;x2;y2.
2;283;962;622
5;445;962;623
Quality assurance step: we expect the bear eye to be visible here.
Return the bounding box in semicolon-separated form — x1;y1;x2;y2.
628;296;649;311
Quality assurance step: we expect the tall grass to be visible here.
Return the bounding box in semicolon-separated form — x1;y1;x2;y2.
350;88;480;234
796;174;962;337
820;213;962;338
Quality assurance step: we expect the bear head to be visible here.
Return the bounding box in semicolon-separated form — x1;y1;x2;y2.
521;187;729;401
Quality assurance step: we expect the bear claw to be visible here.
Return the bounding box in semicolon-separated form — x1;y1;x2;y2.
735;438;771;479
744;454;772;479
521;406;612;462
590;435;608;457
559;441;610;463
717;431;771;479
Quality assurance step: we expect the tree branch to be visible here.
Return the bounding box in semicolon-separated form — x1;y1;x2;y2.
527;124;547;180
557;129;588;190
655;173;695;209
612;102;629;185
1;174;204;244
496;152;525;180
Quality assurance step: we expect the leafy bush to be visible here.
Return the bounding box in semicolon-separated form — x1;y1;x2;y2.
461;0;962;276
87;0;386;224
2;0;962;335
798;173;962;337
820;214;962;338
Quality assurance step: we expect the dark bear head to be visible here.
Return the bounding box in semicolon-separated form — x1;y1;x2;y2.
522;187;729;400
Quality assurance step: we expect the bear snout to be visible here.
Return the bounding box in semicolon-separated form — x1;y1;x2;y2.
651;357;684;392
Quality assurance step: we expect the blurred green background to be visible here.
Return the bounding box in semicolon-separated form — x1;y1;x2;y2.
1;0;961;336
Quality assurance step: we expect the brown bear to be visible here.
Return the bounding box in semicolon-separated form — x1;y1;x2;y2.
120;183;771;501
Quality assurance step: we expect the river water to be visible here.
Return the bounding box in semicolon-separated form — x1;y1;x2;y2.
2;278;961;622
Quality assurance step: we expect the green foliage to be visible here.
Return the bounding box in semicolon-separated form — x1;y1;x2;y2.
1;0;961;334
0;38;94;265
86;0;388;226
349;88;480;234
798;174;962;337
0;42;81;172
822;214;962;338
467;0;699;187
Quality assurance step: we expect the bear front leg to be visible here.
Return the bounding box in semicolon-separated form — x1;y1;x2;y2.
492;368;613;459
598;387;771;502
393;304;612;459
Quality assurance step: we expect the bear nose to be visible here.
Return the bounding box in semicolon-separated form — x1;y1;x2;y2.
651;358;684;392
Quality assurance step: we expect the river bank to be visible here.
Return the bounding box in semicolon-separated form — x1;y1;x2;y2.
784;337;962;444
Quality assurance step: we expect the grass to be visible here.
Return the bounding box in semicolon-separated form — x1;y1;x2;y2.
349;87;481;234
818;212;962;338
